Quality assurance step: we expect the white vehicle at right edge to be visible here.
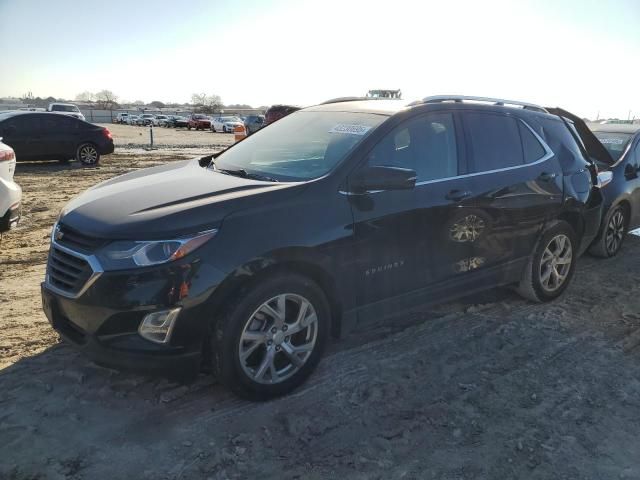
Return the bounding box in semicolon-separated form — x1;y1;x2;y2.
0;138;22;232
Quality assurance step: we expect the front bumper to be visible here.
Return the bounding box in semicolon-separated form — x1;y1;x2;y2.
41;255;227;379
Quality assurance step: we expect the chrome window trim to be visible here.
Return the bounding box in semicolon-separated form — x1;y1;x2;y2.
340;118;555;195
45;223;104;299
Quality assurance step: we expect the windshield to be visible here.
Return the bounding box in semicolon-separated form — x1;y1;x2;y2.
221;117;240;122
52;105;79;112
194;115;206;119
213;110;387;181
593;132;634;161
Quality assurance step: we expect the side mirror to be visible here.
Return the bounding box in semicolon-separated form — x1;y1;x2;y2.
624;163;639;179
596;170;613;188
350;166;416;194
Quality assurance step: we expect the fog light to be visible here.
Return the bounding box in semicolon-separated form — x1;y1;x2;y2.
138;308;181;344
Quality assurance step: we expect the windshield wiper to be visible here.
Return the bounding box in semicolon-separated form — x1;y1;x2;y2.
216;167;279;182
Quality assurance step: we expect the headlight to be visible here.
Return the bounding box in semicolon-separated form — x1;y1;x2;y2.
97;229;217;270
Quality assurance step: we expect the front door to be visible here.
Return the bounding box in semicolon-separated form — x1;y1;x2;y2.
348;112;475;311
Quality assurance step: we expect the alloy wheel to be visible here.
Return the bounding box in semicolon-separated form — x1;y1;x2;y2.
539;234;572;292
79;144;98;164
450;214;485;242
605;209;625;255
238;293;318;385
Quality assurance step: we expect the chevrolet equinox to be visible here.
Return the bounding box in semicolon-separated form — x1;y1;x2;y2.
42;96;608;400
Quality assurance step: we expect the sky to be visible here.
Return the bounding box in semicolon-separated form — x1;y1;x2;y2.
1;0;639;119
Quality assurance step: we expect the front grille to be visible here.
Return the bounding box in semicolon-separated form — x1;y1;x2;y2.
47;246;94;295
56;223;107;252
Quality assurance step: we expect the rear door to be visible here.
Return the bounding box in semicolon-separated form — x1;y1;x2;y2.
460;110;563;275
348;111;476;309
0;115;44;159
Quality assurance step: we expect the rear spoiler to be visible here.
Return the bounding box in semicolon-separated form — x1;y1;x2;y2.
545;107;614;166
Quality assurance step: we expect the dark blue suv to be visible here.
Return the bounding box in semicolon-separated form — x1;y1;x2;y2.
42;96;607;400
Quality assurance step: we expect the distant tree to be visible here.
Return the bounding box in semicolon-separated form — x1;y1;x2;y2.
191;93;222;113
95;90;119;109
75;91;95;102
132;100;145;106
150;101;166;108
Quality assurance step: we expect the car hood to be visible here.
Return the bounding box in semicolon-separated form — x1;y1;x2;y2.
59;158;304;239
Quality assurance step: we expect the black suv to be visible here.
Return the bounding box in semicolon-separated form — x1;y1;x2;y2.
41;96;606;400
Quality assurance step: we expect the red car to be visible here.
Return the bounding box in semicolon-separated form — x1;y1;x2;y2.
187;114;211;130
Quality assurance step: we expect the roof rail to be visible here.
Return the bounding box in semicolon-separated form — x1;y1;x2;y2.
417;95;548;113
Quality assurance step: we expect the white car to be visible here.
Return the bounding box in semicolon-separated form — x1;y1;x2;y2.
154;115;169;126
115;112;130;124
127;115;140;125
211;116;244;133
47;103;85;121
0;139;22;232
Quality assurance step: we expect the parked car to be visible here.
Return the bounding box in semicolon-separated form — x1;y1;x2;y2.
47;103;85;121
587;122;640;257
41;96;607;400
264;104;300;126
211;116;244;133
138;114;156;126
0;139;21;232
244;115;265;134
127;115;140;125
0;112;114;165
154;115;169;126
186;114;212;130
115;112;129;124
173;116;189;128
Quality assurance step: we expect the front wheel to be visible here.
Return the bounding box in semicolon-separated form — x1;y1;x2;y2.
211;273;330;401
76;143;100;166
516;220;576;302
589;205;628;258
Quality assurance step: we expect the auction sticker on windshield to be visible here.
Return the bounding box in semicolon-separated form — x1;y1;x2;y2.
329;124;372;135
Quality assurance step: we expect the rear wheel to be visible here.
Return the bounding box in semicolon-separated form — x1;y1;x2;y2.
589;205;628;258
211;273;330;401
517;221;576;302
76;143;100;166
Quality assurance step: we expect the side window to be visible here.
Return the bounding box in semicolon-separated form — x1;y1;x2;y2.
367;113;458;182
518;121;546;163
13;115;42;133
465;112;523;172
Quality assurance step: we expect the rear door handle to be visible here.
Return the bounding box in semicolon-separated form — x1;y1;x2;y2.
446;189;472;201
538;171;557;181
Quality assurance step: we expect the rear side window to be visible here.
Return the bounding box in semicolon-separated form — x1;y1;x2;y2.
13;115;42;133
464;112;523;172
518;122;546;163
367;113;458;182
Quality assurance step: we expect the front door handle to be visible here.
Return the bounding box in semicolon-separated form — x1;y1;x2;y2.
538;171;558;182
446;189;472;202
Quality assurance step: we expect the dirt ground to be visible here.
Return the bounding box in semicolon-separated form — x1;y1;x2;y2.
2;143;640;479
102;122;236;148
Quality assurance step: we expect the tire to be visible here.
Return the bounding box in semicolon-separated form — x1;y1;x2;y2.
211;273;330;401
76;143;100;166
516;220;577;303
589;205;628;258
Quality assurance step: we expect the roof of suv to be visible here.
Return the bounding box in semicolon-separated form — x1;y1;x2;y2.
305;98;559;119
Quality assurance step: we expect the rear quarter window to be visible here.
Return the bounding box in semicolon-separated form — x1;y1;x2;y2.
464;112;523;172
518;122;546;163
